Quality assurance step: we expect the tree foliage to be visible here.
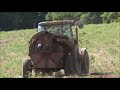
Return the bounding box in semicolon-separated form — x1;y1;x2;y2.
100;12;120;23
0;12;119;31
0;12;46;31
45;12;119;24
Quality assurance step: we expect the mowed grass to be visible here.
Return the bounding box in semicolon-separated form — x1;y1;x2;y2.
0;29;36;78
0;22;120;78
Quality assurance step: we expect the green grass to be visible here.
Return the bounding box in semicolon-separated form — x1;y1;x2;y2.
0;22;120;78
0;29;36;78
78;22;120;76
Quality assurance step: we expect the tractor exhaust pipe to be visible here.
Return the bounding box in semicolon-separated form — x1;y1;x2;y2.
75;21;79;45
75;25;78;45
74;20;84;45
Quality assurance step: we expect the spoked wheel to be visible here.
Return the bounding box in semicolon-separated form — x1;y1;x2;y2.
79;48;89;75
22;58;33;78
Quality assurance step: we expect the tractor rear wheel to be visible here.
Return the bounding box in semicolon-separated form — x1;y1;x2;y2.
22;58;32;78
79;48;89;75
64;53;80;76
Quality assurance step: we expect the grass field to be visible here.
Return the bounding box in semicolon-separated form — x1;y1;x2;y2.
0;22;120;78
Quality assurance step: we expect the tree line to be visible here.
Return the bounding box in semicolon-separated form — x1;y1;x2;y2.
45;12;120;24
0;12;120;31
0;12;46;31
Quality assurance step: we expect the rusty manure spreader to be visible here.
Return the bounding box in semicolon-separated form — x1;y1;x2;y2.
22;20;89;78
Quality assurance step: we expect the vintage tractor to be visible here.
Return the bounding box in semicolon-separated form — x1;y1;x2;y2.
22;20;89;78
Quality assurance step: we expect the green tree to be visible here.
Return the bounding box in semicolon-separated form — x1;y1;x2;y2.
0;12;46;31
45;12;103;24
101;12;120;23
45;12;83;21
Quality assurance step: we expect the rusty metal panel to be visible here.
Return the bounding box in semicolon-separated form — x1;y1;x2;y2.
31;52;64;68
29;32;71;68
